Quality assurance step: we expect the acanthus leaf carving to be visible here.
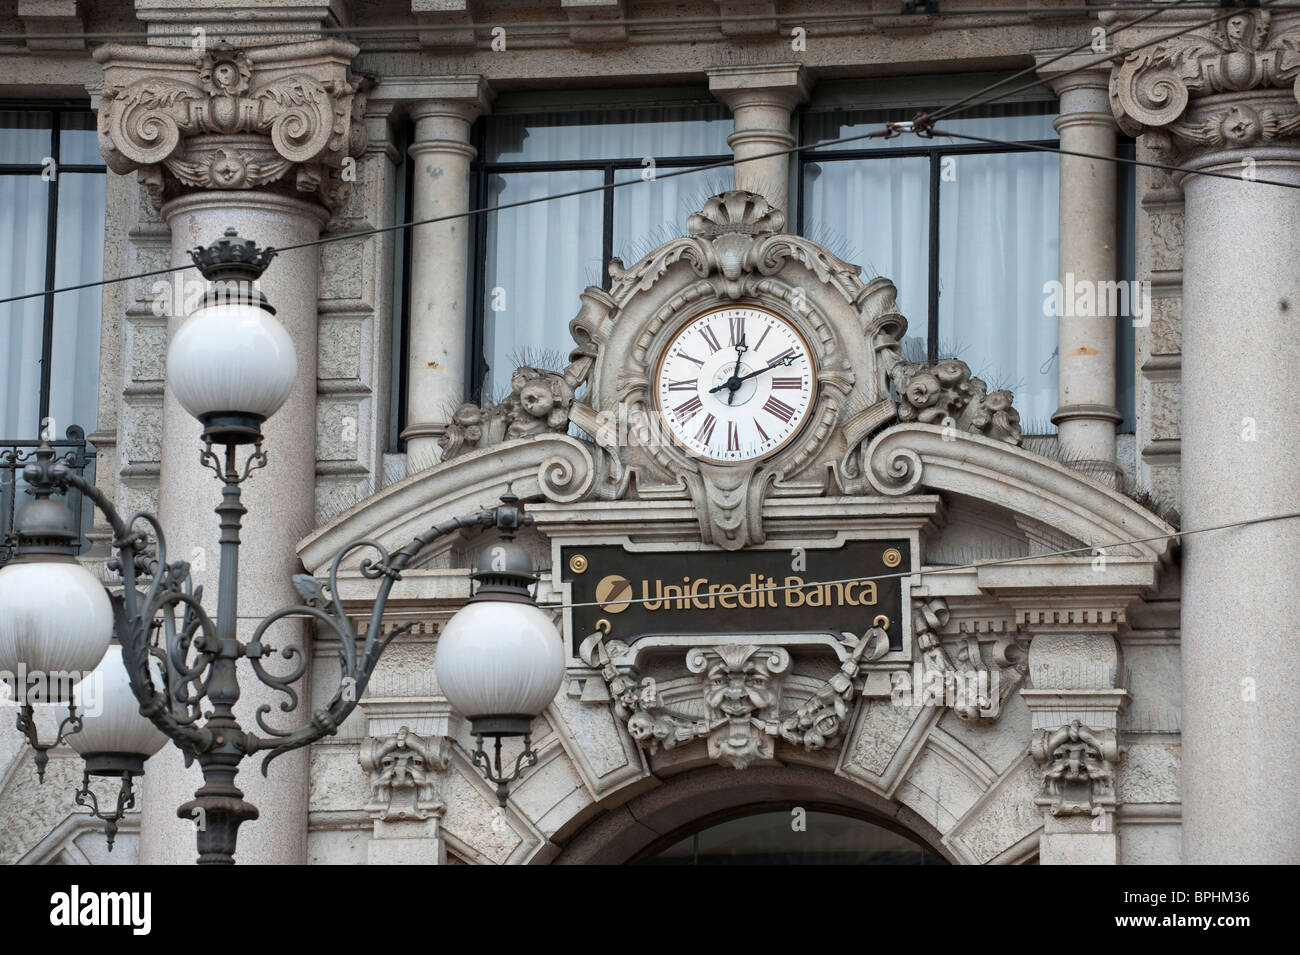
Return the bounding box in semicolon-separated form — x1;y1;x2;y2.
97;45;369;209
1110;10;1300;156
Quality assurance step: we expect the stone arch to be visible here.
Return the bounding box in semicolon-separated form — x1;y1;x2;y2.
300;424;1175;866
547;764;960;864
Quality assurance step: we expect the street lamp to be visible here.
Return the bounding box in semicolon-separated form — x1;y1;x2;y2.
435;530;566;807
66;640;169;851
0;231;564;863
0;466;115;779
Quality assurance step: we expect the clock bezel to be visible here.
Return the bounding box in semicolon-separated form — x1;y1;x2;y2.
651;302;820;466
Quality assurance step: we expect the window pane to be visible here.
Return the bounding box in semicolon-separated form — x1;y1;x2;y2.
804;101;1057;152
49;172;106;436
0;110;53;164
801;156;930;356
937;150;1059;430
481;169;604;399
612;165;732;266
59;111;103;166
1;176;50;437
484;105;730;163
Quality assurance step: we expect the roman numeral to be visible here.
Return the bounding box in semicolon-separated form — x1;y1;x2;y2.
762;395;797;423
755;420;770;442
666;379;696;391
695;414;718;444
753;325;772;351
767;348;796;368
677;352;705;366
673;395;703;421
699;324;722;353
771;377;803;389
727;421;740;452
729;315;745;347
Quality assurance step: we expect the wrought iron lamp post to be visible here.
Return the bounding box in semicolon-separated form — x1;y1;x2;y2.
0;231;566;863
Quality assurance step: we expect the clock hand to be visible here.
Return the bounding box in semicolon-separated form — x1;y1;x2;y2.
727;336;747;406
707;354;797;394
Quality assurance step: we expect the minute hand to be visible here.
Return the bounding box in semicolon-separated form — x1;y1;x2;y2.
707;354;797;394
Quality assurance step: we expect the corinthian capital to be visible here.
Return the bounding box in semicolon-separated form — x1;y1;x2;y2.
94;40;372;209
1110;9;1300;161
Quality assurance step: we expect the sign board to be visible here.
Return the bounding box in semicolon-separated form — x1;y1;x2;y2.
560;540;911;654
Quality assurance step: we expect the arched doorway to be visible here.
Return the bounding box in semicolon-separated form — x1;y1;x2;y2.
634;805;947;865
548;765;959;865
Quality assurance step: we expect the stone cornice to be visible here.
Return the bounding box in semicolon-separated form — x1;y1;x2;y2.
94;39;371;210
1109;8;1300;163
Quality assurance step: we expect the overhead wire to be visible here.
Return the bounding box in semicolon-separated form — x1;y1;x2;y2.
0;1;1272;308
364;508;1300;616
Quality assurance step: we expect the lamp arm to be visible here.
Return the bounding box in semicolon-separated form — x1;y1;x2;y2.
61;473;210;755
246;508;501;773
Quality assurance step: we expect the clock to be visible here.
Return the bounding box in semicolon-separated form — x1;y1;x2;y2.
654;304;817;463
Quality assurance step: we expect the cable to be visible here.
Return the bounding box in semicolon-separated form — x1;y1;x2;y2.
0;124;899;307
364;508;1300;617
926;0;1192;124
929;127;1300;189
0;3;1279;307
0;6;1256;45
928;3;1241;123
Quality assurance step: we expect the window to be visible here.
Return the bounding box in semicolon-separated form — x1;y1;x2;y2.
469;93;732;401
800;86;1062;430
1;106;105;562
1;106;106;439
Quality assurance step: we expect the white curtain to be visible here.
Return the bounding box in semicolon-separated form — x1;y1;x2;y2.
1;112;104;440
482;169;604;401
1;114;50;441
50;172;106;436
938;147;1059;429
801;156;930;357
801;105;1060;430
480;106;730;400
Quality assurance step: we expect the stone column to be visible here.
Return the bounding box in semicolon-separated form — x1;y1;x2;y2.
384;77;492;465
1111;9;1300;863
95;40;369;863
1038;55;1122;482
708;64;810;216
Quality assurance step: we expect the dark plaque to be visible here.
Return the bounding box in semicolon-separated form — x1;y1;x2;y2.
561;540;911;654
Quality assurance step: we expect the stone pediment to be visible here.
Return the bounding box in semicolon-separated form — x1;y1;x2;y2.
436;191;1023;550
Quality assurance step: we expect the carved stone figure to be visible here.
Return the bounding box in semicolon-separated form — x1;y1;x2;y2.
579;631;890;767
886;357;1023;445
689;645;791;769
439;362;591;459
779;626;890;750
1031;720;1125;817
357;726;452;822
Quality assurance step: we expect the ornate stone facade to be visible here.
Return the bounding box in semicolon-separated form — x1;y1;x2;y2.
5;0;1263;868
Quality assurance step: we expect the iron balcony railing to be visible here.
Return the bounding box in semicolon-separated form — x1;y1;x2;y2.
1;425;96;568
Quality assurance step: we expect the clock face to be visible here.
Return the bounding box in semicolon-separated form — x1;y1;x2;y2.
654;305;817;463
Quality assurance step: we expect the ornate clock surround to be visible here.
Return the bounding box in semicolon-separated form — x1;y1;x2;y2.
566;191;905;549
